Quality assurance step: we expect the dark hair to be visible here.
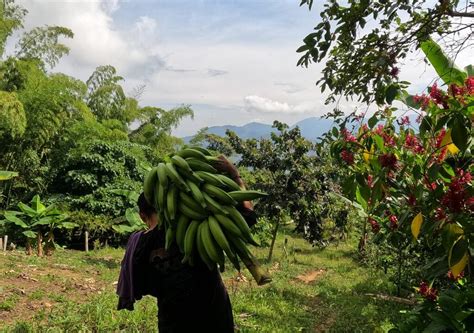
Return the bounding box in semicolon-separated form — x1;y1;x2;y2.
137;192;156;217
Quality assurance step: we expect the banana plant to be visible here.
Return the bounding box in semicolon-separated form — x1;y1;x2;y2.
110;189;146;234
0;195;76;256
0;170;18;207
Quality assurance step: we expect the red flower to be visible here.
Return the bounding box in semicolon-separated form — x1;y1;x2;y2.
398;116;410;126
429;83;448;108
341;128;357;142
367;174;373;188
389;215;398;229
418;281;438;301
435;129;446;148
441;171;472;213
413;94;430;109
447;270;464;281
466;76;474;94
407;194;416;206
379;153;398;169
404;134;423;153
340;150;354;165
449;83;465;96
416;113;424;124
369;218;380;233
434;207;446;221
390;66;400;78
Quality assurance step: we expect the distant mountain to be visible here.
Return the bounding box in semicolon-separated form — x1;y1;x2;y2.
183;117;336;142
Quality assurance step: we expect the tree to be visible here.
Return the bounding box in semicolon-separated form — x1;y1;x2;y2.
297;0;474;104
226;121;348;260
0;0;27;57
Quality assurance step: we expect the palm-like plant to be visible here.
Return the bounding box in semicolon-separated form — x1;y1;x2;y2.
0;195;77;255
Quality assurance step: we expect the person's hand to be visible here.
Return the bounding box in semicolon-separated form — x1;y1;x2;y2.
214;155;240;180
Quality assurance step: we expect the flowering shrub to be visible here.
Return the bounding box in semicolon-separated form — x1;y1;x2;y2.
327;43;473;330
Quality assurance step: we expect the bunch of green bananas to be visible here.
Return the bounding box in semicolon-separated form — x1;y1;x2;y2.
143;146;271;285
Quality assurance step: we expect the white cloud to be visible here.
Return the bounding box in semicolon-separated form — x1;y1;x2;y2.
244;95;319;114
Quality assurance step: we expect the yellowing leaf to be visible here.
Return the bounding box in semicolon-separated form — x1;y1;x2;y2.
450;252;468;278
411;212;423;239
440;129;459;155
363;145;374;163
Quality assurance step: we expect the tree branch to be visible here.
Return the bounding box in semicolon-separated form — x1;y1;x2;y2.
447;10;474;18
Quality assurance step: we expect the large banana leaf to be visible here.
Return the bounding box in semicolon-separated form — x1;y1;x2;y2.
420;38;467;86
3;211;28;228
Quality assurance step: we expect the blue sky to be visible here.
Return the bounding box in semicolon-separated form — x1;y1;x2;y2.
15;0;471;136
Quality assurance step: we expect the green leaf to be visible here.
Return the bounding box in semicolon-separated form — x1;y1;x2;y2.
355;186;368;210
296;45;309;53
396;90;420;109
30;195;45;213
385;84;398;104
368;114;378;129
3;211;27;228
0;171;18;181
373;135;384;151
22;231;36;239
125;208;145;227
465;64;474;77
420;38;467;85
449;236;468;268
450;118;468;151
60;222;78;229
18;202;38;217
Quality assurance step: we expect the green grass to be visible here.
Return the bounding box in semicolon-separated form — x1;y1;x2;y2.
1;229;410;332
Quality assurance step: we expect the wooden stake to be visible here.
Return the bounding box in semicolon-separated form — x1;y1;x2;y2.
3;235;8;251
85;231;89;252
0;237;3;251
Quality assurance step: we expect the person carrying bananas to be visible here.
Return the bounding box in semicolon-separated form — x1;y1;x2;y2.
117;156;257;333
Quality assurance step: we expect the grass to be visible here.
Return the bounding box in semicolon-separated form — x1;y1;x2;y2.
0;229;411;332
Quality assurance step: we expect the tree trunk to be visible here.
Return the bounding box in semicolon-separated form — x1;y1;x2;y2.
26;239;33;255
267;217;280;262
37;232;43;257
45;233;54;256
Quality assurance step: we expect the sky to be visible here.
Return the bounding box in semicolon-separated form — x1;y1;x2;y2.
13;0;473;136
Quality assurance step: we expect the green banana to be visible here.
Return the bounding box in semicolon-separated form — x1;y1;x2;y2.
186;180;206;209
208;216;240;270
203;183;237;205
188;146;212;156
177;148;208;161
194;171;224;187
166;185;178;221
179;191;206;215
214;214;242;237
176;166;204;185
143;167;158;205
165;226;176;250
156;182;166;212
201;219;225;268
157;163;168;187
182;220;200;265
186;158;217;173
203;192;229;215
217;174;242;191
171;155;193;173
228;190;268;202
196;223;216;270
176;215;191;253
164;162;190;192
178;201;207;220
226;206;260;247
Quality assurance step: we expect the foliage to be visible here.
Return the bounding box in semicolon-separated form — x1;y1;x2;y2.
0;91;26;139
0;195;76;255
225;121;350;260
297;0;474;104
327;41;473;329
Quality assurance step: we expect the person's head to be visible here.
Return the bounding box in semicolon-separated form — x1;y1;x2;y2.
137;192;158;229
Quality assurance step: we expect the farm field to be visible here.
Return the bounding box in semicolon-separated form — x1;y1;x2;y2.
0;229;409;333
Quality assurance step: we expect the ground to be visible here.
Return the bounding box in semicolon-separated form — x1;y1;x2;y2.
0;229;411;332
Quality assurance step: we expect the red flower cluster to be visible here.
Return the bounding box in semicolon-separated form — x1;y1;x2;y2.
429;83;448;108
341;128;357;142
404;134;423;153
447;270;464;281
413;94;430;109
466;76;474;94
369;218;380;233
441;170;473;213
374;125;397;147
397;116;410;126
389;215;398;230
379;153;398;169
418;281;438;301
340;149;354;165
